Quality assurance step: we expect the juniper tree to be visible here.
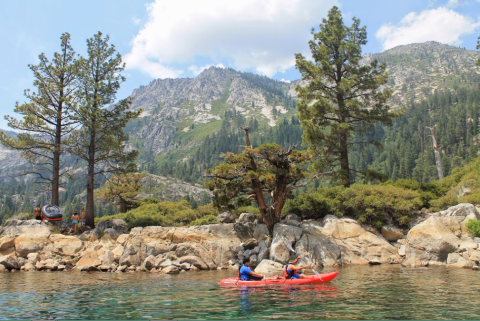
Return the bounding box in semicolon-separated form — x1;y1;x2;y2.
68;32;140;228
205;128;316;235
295;6;399;187
0;33;78;205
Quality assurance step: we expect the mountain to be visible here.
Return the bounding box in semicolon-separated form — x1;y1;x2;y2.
127;67;297;156
0;41;479;219
367;41;480;108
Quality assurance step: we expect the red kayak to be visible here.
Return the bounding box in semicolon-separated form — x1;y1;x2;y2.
219;270;338;287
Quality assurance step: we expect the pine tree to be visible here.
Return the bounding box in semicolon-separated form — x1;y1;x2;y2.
295;6;399;187
0;33;78;205
68;32;140;228
97;173;145;213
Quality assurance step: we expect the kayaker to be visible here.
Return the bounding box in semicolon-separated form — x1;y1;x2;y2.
285;256;311;279
239;258;264;281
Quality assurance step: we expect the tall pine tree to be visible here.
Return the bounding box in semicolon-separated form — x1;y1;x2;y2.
0;33;78;205
68;32;140;228
295;7;399;187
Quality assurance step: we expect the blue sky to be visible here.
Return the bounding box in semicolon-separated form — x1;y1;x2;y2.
1;0;479;129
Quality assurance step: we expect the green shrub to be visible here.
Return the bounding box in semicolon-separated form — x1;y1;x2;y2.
139;197;161;205
283;187;343;219
235;206;260;215
189;215;220;226
392;179;442;208
340;184;422;228
284;183;422;227
466;219;480;237
96;199;220;229
430;161;480;211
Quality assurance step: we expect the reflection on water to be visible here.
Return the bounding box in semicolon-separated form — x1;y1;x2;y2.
0;265;479;320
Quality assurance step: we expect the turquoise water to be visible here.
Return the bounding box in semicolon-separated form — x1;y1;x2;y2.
1;264;479;320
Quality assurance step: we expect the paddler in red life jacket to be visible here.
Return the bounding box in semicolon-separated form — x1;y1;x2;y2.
238;258;264;281
285;256;311;279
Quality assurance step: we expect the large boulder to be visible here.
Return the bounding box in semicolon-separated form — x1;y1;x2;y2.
237;213;256;224
96;219;128;234
405;216;460;263
322;215;365;239
296;233;342;267
218;212;236;223
49;234;83;256
1;220;52;238
177;255;208;270
14;235;50;258
0;254;18;270
119;238;142;267
381;225;405;241
436;203;479;238
270;224;303;264
253;224;269;240
254;259;284;275
0;236;15;255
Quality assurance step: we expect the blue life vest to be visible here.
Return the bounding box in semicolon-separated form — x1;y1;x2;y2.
239;265;252;281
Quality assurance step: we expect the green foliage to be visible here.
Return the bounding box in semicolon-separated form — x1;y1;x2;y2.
68;32;141;226
140;197;161;205
466;219;480;237
429;157;480;210
97;173;145;213
189;215;220;226
206;137;314;233
0;33;78;205
97;199;217;229
235;206;260;215
362;86;480;183
283;187;343;219
391;179;443;209
284;183;422;227
295;6;399;187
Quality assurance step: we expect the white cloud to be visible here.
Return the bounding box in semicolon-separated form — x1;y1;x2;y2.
376;7;480;50
188;63;225;75
124;0;338;78
132;17;141;25
446;0;462;7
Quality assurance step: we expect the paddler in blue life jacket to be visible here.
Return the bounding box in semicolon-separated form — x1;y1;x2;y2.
285;256;311;279
239;258;264;281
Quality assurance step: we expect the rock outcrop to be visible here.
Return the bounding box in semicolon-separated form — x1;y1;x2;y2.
2;203;480;273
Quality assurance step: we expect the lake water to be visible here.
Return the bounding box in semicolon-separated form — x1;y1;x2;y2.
1;264;479;320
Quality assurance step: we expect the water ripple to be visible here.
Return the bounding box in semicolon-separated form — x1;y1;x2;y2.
0;265;479;319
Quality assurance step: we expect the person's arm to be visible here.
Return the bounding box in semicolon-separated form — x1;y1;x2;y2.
289;264;311;272
247;267;264;278
250;271;264;278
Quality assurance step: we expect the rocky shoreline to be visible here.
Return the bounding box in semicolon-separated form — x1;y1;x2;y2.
1;203;480;274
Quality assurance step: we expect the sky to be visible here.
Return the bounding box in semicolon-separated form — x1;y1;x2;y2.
0;0;479;129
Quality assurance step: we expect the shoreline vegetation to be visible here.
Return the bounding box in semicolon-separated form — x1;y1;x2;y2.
1;202;480;274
